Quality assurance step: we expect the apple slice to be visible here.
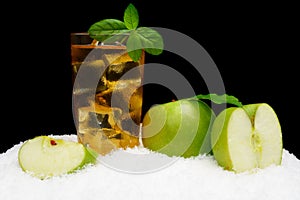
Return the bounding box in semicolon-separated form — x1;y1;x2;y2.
211;103;283;173
18;136;98;179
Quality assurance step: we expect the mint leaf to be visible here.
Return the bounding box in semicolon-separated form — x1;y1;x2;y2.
135;27;164;55
195;94;243;107
87;3;164;61
126;27;164;61
126;30;143;61
88;19;128;42
124;3;139;30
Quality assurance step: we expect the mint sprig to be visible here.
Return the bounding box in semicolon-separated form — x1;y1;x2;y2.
191;94;243;107
88;3;164;62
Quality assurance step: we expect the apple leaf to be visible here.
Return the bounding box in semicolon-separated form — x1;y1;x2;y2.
195;94;243;107
124;3;139;30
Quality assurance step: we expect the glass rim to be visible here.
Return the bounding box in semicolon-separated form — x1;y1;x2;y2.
70;32;89;36
70;32;131;36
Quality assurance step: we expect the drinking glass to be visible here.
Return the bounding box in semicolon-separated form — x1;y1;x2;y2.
71;32;144;155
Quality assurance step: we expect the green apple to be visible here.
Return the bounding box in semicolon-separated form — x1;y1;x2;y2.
18;136;98;179
142;99;215;158
211;103;283;173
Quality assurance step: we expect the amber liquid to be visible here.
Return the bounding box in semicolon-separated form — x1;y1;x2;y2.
71;37;144;155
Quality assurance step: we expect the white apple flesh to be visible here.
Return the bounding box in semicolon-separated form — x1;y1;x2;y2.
18;136;98;179
211;103;283;173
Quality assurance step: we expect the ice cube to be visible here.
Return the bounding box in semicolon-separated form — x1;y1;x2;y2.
102;52;132;65
78;128;118;155
74;59;106;88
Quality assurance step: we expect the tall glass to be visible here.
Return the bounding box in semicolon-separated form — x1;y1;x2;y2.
71;32;144;155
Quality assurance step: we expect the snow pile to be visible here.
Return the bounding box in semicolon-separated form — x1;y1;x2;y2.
0;134;299;200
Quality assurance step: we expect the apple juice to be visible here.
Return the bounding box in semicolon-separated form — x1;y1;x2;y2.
71;33;144;155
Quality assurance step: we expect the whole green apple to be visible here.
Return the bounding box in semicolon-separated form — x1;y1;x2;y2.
142;99;215;158
211;103;283;173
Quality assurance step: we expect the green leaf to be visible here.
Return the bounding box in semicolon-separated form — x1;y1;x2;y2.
135;27;164;55
88;19;128;42
124;3;139;30
126;30;143;61
195;94;243;107
87;3;164;61
126;27;164;61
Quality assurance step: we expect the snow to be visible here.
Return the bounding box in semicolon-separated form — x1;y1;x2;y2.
1;134;300;200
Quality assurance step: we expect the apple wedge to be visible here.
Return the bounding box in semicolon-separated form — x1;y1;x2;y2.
18;136;98;179
211;103;283;173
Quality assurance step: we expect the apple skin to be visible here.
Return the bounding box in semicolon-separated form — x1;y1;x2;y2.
18;136;98;179
142;99;215;158
211;103;283;173
210;107;240;171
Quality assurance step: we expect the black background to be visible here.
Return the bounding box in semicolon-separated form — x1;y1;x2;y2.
1;1;298;158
